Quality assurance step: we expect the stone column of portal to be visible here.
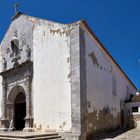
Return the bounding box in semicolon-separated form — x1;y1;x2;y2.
0;78;8;131
24;72;34;132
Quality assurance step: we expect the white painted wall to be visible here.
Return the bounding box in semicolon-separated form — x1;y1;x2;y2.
84;27;136;118
0;46;3;118
33;19;71;132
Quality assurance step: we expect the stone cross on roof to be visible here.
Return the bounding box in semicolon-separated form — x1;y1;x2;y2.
14;3;19;14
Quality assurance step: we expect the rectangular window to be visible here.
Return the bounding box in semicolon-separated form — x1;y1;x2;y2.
127;86;129;94
132;107;138;113
112;73;117;96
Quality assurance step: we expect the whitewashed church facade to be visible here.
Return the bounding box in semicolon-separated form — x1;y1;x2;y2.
0;13;137;140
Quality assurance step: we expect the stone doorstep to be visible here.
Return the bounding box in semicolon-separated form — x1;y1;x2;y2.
0;136;63;140
0;132;63;140
0;137;63;140
25;135;62;140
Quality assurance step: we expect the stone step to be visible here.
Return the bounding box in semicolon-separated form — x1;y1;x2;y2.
26;135;62;140
0;132;64;140
0;136;63;140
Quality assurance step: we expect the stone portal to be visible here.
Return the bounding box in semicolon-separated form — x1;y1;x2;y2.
0;61;33;131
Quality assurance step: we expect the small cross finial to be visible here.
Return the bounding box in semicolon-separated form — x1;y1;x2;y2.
14;3;19;14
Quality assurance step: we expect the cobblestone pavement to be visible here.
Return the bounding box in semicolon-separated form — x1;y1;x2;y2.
94;128;140;140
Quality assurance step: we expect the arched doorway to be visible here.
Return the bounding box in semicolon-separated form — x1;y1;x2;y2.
14;92;26;130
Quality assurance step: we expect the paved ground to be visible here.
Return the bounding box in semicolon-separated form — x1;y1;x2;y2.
94;128;140;140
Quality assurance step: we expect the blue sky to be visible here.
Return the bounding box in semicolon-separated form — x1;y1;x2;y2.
0;0;140;89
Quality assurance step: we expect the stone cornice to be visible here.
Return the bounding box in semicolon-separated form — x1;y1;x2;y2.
0;60;33;76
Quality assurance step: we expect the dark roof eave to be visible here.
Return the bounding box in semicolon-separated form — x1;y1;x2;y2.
11;12;23;21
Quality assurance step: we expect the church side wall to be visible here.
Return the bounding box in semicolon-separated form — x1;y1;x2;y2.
33;21;72;132
82;27;136;139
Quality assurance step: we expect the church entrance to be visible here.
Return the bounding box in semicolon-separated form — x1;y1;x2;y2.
14;92;26;130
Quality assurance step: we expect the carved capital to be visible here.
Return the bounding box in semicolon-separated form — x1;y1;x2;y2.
26;45;31;60
2;78;7;87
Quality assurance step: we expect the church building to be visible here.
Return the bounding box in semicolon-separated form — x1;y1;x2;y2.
0;12;137;140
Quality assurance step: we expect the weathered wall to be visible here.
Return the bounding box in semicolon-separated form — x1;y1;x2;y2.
33;19;72;132
80;26;137;138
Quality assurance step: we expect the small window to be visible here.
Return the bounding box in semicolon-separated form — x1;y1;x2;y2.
132;107;138;113
127;86;129;95
112;73;117;96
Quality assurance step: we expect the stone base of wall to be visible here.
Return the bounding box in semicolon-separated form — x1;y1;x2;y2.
128;115;140;128
86;126;121;140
